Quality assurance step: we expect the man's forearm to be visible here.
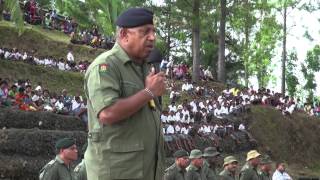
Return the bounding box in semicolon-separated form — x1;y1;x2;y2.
98;89;153;125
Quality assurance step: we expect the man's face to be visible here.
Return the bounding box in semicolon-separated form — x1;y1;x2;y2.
260;163;272;172
176;156;190;169
226;162;238;173
61;144;78;161
251;157;261;167
192;158;203;168
125;24;156;60
278;163;286;172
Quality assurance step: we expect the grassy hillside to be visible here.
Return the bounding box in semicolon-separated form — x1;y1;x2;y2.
0;60;83;95
0;21;105;61
249;106;320;176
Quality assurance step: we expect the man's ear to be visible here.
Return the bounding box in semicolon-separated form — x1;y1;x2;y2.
119;28;128;40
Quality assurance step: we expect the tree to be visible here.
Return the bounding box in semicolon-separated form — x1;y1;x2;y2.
217;0;226;83
55;0;124;36
286;50;299;97
3;0;24;35
192;0;200;82
249;14;281;88
302;45;320;100
276;0;299;95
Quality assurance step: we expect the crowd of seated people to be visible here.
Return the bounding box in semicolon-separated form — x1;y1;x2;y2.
1;0;114;49
0;47;90;73
0;78;87;124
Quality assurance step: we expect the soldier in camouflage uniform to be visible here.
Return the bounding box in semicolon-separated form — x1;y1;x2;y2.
186;149;204;180
164;149;190;180
258;155;272;180
39;138;78;180
202;147;221;180
219;156;238;180
239;150;261;180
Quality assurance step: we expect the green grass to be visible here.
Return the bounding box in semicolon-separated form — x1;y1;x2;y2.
0;59;84;95
249;106;320;176
0;21;105;62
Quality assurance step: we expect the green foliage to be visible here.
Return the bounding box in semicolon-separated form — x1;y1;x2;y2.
54;0;125;35
249;15;282;88
302;45;320;99
286;50;299;97
4;0;24;35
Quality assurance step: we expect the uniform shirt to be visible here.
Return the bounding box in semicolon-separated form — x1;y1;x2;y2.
219;169;237;180
164;163;187;180
272;170;292;180
259;171;271;180
186;164;202;180
73;160;87;180
240;162;260;180
39;155;73;180
167;125;175;134
84;43;164;180
202;159;218;180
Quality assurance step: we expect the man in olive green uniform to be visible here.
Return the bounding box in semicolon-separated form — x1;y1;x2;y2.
258;156;272;180
239;150;261;180
219;156;238;180
164;149;190;180
186;149;204;180
39;138;78;180
74;143;87;180
202;147;221;180
84;8;165;180
74;160;86;180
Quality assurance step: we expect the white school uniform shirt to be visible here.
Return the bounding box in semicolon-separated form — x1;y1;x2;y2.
272;170;292;180
166;125;175;134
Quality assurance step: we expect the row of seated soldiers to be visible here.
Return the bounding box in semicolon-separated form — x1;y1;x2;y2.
164;122;257;156
165;148;292;180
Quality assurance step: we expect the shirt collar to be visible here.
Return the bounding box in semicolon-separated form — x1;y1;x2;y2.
55;155;64;164
113;42;131;64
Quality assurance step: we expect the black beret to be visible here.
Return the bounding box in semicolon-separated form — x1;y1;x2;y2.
55;138;75;150
174;149;189;158
116;8;153;28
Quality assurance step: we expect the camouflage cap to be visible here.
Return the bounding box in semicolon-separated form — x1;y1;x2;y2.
223;156;238;166
203;147;220;157
260;155;272;164
189;149;203;159
246;150;261;161
173;149;189;158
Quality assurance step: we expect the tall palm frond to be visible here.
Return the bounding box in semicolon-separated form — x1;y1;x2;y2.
5;0;24;35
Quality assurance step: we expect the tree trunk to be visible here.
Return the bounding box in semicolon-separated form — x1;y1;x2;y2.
282;1;287;95
192;0;200;82
217;0;226;83
166;0;171;62
244;0;249;87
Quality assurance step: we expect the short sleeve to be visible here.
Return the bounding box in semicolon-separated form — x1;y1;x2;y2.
86;63;120;118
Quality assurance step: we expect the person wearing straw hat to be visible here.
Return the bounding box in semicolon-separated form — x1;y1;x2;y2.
258;155;272;180
202;147;221;180
164;149;190;180
219;156;238;180
186;149;204;180
239;150;261;180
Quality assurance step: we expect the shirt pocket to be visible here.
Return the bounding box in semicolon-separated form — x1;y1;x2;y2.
122;81;141;97
109;140;144;179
